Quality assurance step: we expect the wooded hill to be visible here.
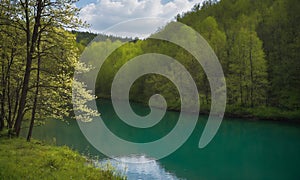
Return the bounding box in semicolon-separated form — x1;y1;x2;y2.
88;0;300;120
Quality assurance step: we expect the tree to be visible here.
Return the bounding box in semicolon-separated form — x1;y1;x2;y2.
26;29;80;140
228;27;267;107
258;0;300;109
0;1;100;141
195;16;227;105
0;0;82;136
0;1;26;131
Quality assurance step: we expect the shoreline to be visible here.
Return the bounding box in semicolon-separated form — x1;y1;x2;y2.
96;97;300;123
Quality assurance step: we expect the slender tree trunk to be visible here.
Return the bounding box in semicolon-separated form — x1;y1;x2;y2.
14;0;42;136
249;34;254;107
202;75;209;105
12;81;21;126
0;112;3;131
27;35;41;142
239;72;243;106
0;44;15;131
6;46;16;129
0;118;3;131
0;57;6;131
7;71;12;128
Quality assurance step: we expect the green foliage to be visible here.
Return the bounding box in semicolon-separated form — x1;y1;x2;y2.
1;0;298;137
0;137;125;180
0;1;99;135
72;31;133;47
92;0;299;120
228;28;267;106
72;31;98;46
257;0;300;109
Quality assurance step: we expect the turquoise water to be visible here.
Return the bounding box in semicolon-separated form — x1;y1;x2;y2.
30;100;300;179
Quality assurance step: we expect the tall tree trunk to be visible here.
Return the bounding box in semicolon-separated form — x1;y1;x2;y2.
0;117;3;131
202;75;210;105
14;0;42;136
6;45;16;129
7;70;12;129
27;35;41;142
249;34;254;107
239;71;243;106
12;80;21;127
0;56;6;131
0;111;3;131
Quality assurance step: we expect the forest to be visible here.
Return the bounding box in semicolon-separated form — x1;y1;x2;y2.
0;0;300;141
86;0;299;120
0;0;299;179
92;0;300;119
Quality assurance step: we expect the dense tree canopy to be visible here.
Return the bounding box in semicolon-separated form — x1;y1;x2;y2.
92;0;299;118
177;0;300;110
1;0;299;138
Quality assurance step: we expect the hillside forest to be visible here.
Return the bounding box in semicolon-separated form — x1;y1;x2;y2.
0;0;300;141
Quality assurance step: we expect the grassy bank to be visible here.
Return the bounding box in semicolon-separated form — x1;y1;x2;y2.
0;136;125;180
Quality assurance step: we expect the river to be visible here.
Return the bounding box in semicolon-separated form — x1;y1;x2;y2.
29;99;300;179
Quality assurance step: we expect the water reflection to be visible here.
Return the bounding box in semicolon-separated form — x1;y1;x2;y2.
24;99;300;179
98;155;182;180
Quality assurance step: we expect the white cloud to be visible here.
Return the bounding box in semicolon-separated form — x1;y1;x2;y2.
79;0;204;38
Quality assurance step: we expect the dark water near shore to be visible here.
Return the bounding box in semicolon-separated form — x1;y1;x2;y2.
29;99;300;179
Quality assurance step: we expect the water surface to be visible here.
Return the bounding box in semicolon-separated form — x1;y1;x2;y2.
30;99;300;179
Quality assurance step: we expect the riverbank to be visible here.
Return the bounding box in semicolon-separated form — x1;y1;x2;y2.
0;136;125;180
96;97;300;122
224;106;300;122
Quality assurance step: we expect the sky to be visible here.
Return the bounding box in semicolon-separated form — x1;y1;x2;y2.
76;0;204;38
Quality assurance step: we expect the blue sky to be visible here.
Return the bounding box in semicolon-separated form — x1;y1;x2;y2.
76;0;204;37
76;0;96;8
76;0;184;8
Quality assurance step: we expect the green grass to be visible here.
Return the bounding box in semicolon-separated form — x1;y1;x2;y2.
0;137;126;180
